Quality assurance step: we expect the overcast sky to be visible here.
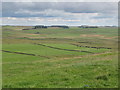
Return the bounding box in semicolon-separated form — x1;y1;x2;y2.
2;2;118;26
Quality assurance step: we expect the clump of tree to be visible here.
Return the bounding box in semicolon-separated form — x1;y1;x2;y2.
34;25;47;29
78;25;98;28
50;25;69;29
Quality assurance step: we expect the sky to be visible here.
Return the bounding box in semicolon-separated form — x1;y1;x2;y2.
1;2;118;26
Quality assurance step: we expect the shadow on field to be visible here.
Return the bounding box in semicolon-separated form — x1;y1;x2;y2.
22;37;73;40
71;44;112;49
33;43;94;54
2;50;50;59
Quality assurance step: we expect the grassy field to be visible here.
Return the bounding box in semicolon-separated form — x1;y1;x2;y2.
2;26;118;88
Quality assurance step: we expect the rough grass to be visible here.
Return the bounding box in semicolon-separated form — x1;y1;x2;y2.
2;26;118;88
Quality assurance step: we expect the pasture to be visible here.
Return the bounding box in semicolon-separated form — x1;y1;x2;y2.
2;26;118;88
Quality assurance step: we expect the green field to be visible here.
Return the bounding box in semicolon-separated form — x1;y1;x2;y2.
2;26;118;88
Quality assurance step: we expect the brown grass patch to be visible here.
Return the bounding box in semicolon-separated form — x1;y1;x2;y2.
80;34;117;39
81;34;105;37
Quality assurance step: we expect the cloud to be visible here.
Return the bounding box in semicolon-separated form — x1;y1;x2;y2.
2;13;117;26
1;2;118;26
2;2;117;17
15;9;68;17
2;0;119;2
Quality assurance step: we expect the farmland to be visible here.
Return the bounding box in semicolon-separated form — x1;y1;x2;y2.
2;26;118;88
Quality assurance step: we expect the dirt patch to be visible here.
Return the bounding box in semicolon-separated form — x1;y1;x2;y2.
103;37;113;39
80;34;116;39
102;36;117;39
81;34;104;37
